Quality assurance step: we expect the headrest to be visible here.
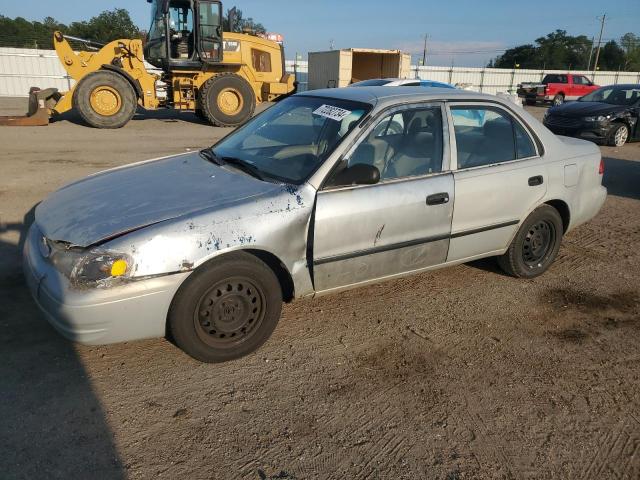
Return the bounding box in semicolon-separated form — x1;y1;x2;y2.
484;118;512;139
408;117;423;134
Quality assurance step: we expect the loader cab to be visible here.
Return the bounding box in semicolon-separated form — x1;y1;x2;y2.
145;0;223;70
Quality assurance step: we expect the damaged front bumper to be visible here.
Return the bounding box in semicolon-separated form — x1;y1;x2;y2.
22;224;189;345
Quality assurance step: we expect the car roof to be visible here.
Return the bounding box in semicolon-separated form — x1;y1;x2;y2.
601;84;640;88
298;86;498;108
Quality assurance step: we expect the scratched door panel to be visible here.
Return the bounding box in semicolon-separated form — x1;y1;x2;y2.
313;173;454;292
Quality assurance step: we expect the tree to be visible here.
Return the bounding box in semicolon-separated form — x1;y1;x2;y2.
67;9;142;43
534;30;591;69
223;7;266;35
0;10;143;49
492;44;539;68
598;40;625;71
620;33;640;70
492;30;640;70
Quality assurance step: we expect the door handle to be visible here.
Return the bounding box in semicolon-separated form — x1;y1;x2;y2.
426;192;449;205
528;175;544;186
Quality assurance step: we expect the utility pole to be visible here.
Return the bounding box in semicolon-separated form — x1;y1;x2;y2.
422;34;429;67
592;14;606;80
586;36;594;70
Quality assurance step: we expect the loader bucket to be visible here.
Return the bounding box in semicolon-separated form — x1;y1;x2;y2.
0;87;62;126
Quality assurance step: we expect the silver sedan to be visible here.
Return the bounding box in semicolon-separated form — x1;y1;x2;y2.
24;87;607;362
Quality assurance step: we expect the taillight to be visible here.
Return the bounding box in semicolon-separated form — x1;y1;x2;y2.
598;158;604;175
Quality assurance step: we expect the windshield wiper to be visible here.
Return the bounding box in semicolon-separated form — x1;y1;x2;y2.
200;148;267;181
199;148;224;165
220;156;265;181
200;148;222;165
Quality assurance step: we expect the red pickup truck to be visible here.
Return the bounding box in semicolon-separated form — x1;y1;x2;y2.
517;73;599;106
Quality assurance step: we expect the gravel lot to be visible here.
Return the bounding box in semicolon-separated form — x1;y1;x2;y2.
1;97;639;480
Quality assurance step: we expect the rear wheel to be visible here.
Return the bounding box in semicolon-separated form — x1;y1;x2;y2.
552;94;564;106
497;205;563;278
199;73;256;127
168;252;282;363
608;123;629;147
73;70;137;128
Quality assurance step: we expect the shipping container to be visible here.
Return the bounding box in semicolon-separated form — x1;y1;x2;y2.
308;48;411;90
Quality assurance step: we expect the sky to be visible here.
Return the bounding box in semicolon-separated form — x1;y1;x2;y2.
2;0;639;66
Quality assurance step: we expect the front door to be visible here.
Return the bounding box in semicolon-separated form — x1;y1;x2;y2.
312;103;454;293
446;103;547;262
196;0;223;63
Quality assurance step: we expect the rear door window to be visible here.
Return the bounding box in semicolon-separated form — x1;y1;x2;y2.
543;74;568;84
451;106;536;169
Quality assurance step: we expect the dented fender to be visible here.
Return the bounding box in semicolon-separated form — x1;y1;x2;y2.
102;182;317;298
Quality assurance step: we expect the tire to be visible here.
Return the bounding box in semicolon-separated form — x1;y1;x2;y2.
607;123;629;147
497;205;563;279
198;73;256;127
552;94;564;106
525;98;536;106
73;70;137;128
168;252;282;363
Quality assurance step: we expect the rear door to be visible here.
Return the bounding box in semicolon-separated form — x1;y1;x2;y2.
446;103;547;262
312;103;454;292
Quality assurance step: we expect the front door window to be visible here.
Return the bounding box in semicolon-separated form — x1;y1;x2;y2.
329;105;445;186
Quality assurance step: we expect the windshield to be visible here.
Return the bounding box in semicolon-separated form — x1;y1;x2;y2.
212;96;370;184
580;86;640;106
349;79;391;87
145;1;166;67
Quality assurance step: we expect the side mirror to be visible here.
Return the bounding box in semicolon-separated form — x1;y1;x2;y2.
327;163;380;188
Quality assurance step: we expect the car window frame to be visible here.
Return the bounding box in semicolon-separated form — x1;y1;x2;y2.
446;101;541;172
320;101;451;191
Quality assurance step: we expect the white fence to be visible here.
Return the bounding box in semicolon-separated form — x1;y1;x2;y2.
1;47;638;97
408;65;640;94
0;47;73;96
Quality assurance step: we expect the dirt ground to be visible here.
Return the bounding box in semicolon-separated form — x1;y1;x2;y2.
1;97;639;480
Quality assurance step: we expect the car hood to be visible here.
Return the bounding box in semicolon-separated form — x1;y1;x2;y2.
35;152;281;247
548;101;628;117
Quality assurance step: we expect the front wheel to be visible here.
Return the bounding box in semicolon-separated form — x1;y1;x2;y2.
497;205;563;278
608;123;629;147
168;252;282;363
73;70;137;128
552;94;564;106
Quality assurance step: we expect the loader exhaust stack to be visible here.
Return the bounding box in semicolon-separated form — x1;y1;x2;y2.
0;87;62;126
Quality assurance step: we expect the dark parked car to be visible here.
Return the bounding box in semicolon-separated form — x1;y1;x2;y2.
543;84;640;146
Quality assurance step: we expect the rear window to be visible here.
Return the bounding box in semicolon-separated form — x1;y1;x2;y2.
542;74;568;84
251;49;272;72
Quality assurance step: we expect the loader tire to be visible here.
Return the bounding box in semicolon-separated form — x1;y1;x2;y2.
73;70;137;129
199;73;256;127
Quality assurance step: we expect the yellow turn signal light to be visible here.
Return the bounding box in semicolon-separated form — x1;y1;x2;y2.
110;259;128;277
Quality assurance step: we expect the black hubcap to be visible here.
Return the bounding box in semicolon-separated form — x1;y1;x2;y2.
522;220;555;267
194;277;265;347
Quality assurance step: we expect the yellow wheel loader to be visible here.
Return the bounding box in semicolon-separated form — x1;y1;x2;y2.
0;0;295;128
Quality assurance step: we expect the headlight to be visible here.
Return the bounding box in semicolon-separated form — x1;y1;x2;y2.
47;240;133;288
583;115;610;122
